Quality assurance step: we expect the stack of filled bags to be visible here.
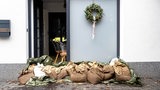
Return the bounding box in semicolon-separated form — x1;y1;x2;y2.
18;55;141;86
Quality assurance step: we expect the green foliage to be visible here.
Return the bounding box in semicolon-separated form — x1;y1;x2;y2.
26;76;56;86
25;55;53;70
126;69;142;86
85;3;103;22
52;61;68;67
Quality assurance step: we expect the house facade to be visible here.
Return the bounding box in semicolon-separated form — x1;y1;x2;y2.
0;0;160;81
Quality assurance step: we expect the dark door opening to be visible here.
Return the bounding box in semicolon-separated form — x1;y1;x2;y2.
30;0;68;62
48;13;66;57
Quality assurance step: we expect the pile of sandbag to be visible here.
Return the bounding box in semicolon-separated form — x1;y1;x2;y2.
18;56;140;86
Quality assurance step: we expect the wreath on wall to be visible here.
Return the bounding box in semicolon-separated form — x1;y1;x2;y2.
85;3;103;39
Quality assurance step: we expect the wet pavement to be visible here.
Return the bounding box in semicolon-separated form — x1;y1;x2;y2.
0;78;160;90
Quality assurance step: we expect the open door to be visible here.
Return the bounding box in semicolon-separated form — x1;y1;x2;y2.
28;0;70;61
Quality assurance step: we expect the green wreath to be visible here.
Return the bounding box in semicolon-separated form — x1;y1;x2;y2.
85;3;103;22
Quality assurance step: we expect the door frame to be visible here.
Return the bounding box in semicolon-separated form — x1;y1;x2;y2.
28;0;71;60
117;0;120;57
28;0;32;58
66;0;70;60
28;0;120;59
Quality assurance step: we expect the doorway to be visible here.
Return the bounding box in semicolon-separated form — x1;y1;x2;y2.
28;0;68;61
48;13;66;56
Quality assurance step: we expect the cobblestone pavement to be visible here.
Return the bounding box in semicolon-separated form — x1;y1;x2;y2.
0;78;159;90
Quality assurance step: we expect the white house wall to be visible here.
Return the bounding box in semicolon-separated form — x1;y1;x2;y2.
0;0;27;63
120;0;160;62
0;0;160;64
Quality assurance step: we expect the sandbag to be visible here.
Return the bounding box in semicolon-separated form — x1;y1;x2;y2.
69;70;87;82
18;72;34;85
75;63;89;73
41;65;57;79
27;64;36;73
102;65;114;80
46;68;57;79
87;67;104;84
57;68;68;79
67;64;87;82
41;65;54;74
66;62;76;69
103;65;114;74
113;60;131;81
103;73;113;80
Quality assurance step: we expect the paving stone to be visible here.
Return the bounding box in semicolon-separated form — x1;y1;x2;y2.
0;78;160;90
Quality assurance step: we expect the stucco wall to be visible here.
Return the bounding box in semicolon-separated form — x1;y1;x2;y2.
120;0;160;62
0;0;27;63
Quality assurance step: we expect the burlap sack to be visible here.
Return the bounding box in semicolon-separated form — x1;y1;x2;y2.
42;65;68;79
18;72;34;85
64;62;75;73
103;73;113;80
67;64;87;83
48;68;58;79
103;65;114;74
67;61;75;67
57;68;68;79
87;67;104;84
27;64;36;73
75;63;89;73
103;65;114;80
69;70;87;82
41;65;57;79
113;60;131;81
